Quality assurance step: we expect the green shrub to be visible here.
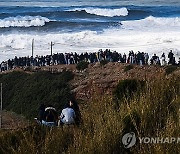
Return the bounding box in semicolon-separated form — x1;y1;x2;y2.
100;60;109;66
0;71;74;119
113;79;145;101
124;64;134;72
76;61;89;71
165;65;178;75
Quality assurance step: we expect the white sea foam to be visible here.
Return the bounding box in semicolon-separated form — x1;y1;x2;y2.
0;16;50;28
70;7;129;17
121;16;180;31
0;16;180;62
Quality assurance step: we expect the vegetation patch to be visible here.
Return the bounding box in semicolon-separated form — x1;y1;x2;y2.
76;61;89;71
0;71;74;119
100;60;109;66
1;75;179;153
124;64;134;72
165;65;178;75
0;68;180;154
113;79;145;102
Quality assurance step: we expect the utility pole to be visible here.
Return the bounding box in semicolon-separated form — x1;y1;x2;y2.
32;39;34;57
0;83;2;128
50;42;55;73
51;41;53;56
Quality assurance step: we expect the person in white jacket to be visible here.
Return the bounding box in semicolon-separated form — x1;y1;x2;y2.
60;101;76;125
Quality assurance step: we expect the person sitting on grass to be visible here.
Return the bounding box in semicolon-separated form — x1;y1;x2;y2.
42;105;58;127
59;101;76;126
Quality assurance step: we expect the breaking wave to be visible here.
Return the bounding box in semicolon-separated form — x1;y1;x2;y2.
69;7;129;17
122;16;180;30
0;16;50;28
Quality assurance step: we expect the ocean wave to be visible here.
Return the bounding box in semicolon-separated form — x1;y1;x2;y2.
122;16;180;30
0;28;180;63
0;16;50;28
69;7;129;17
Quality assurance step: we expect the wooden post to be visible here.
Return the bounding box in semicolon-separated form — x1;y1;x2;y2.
0;83;2;128
32;39;34;57
51;41;53;56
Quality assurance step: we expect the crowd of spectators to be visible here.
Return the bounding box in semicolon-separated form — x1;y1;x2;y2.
0;49;179;72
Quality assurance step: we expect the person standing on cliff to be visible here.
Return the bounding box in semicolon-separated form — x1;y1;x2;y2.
161;52;166;65
168;50;174;65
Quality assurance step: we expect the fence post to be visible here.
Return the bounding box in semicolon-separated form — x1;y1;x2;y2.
51;41;53;56
32;39;34;57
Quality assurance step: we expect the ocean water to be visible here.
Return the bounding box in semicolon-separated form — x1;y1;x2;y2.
0;0;180;62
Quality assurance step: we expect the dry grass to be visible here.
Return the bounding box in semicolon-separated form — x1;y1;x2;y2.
0;74;179;154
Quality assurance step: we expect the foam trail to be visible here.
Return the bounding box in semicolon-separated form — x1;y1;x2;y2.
70;7;128;17
0;16;50;28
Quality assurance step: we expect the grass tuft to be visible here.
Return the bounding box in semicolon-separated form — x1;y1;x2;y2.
165;65;178;75
76;61;89;71
124;64;134;72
